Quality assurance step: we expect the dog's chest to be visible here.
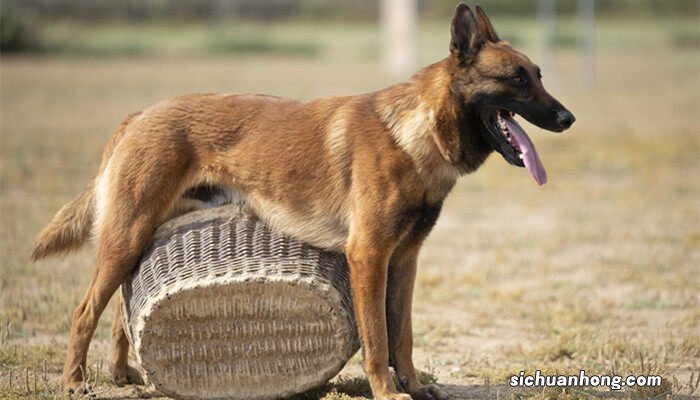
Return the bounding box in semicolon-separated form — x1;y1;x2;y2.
421;163;458;204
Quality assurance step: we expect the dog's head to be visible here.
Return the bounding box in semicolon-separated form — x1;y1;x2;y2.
448;4;575;185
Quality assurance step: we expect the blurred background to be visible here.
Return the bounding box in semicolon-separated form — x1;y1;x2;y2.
1;1;698;399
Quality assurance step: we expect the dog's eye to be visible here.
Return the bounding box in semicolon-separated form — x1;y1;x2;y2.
510;76;527;85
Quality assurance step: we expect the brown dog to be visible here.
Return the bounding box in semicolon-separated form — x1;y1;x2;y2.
31;4;574;399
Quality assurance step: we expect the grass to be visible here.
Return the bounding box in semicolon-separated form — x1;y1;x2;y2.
1;15;699;400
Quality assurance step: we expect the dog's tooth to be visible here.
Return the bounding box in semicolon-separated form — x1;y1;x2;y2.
519;153;524;159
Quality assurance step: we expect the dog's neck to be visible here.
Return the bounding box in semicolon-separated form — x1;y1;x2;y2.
377;58;494;178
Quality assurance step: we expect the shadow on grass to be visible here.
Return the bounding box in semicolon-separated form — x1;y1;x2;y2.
79;381;692;400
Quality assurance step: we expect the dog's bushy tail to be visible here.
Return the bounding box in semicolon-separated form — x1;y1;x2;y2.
30;112;142;262
30;183;95;261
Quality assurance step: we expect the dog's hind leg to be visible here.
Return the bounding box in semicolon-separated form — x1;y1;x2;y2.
61;211;159;393
61;140;193;393
110;298;144;387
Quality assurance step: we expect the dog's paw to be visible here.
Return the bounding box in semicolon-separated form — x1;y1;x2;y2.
408;383;450;400
113;364;145;387
377;392;413;400
64;381;94;398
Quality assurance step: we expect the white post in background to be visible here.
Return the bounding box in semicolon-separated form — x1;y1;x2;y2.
578;0;595;86
538;0;558;82
381;0;417;77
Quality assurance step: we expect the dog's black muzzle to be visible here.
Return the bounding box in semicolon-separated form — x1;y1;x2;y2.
555;108;576;130
519;101;576;133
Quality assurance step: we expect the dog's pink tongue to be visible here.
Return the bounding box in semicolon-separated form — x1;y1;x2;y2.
504;117;547;185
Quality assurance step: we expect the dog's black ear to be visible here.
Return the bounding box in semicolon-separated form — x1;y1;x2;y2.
450;3;484;64
475;5;500;43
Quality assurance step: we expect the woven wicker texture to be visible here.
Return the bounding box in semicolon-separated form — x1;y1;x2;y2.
121;205;360;400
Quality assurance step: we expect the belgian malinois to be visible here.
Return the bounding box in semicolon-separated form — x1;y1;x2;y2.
32;4;574;399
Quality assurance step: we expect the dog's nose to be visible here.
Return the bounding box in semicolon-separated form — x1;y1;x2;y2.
556;110;575;129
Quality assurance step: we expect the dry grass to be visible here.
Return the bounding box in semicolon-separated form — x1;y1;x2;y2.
1;17;698;400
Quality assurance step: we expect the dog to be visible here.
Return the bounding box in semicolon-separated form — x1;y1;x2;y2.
31;4;574;399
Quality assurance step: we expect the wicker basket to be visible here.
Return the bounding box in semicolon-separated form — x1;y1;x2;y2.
120;205;360;400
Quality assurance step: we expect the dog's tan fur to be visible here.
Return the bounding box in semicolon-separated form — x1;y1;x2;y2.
31;5;574;399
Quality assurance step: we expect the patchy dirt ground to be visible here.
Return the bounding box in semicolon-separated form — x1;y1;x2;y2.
1;18;699;400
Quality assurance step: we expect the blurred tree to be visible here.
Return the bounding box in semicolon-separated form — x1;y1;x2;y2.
539;0;558;82
382;0;417;77
578;0;595;86
0;4;40;53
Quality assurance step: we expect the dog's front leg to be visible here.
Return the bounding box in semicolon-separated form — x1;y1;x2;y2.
346;231;410;400
387;244;449;400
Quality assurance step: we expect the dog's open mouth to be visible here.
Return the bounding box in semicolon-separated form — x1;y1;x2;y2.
485;110;547;186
